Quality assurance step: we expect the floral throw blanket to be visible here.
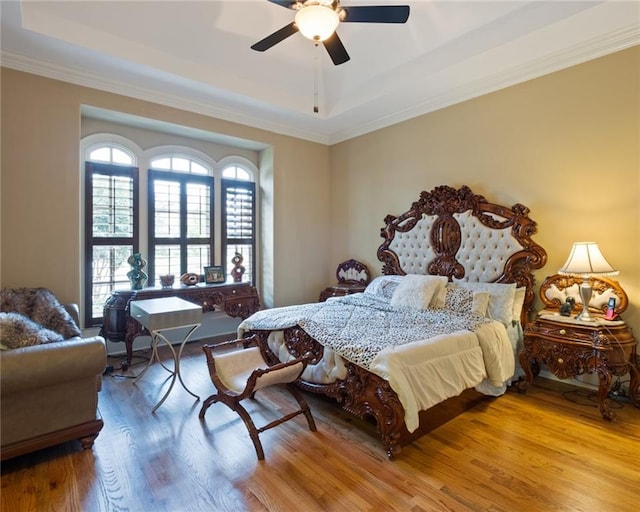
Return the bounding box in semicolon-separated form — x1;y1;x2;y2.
238;294;490;370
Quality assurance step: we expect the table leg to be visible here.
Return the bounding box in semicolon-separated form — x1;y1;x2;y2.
516;350;535;392
149;334;179;413
628;353;639;408
124;339;133;370
596;367;615;421
134;333;160;383
143;324;201;413
175;324;201;401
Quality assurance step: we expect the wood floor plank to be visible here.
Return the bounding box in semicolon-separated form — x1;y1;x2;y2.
2;340;639;512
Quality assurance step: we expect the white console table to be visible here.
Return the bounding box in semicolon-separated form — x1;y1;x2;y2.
130;297;202;412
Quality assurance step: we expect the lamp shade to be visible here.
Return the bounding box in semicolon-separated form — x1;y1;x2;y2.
295;5;340;42
558;242;619;277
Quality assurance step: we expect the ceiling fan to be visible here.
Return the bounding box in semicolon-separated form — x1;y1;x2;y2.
251;0;410;66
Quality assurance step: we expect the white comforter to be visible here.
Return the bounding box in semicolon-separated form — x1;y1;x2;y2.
238;295;515;432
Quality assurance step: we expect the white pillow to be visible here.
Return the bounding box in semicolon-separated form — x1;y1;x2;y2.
390;274;448;310
473;292;491;317
443;288;490;316
512;287;527;323
431;283;448;309
364;275;404;301
448;281;517;326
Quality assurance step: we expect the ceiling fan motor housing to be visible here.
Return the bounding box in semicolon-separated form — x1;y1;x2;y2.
295;3;341;42
251;0;410;66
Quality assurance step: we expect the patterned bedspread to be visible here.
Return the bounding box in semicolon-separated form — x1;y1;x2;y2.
238;294;490;370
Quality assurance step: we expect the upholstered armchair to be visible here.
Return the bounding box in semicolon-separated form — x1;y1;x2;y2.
0;288;106;460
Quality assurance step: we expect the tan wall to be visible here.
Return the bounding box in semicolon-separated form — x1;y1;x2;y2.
2;47;638;337
0;68;332;310
330;46;640;335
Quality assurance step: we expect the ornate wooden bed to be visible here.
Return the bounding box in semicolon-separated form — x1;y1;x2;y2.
247;185;547;459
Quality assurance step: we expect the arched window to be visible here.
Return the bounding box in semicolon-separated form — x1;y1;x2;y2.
222;165;252;181
81;136;258;328
150;155;210;175
88;145;135;166
220;162;256;286
147;154;215;284
83;140;139;325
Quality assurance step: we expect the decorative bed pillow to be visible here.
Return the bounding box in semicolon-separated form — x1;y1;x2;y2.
0;287;81;339
448;281;517;326
512;287;527;323
390;274;448;310
443;287;490;317
364;275;404;301
0;312;64;349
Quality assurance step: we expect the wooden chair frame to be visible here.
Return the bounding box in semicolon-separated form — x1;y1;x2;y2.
199;337;317;460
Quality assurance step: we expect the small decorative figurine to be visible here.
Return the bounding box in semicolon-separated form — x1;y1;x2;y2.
127;253;148;290
180;272;200;286
559;296;575;317
231;252;246;283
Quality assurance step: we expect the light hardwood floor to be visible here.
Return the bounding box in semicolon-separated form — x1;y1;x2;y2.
2;340;639;512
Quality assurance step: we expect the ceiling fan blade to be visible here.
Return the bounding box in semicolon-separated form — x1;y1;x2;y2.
342;5;410;23
251;22;299;52
267;0;296;8
323;33;350;66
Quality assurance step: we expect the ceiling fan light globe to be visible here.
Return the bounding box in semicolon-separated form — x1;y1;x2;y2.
295;5;340;42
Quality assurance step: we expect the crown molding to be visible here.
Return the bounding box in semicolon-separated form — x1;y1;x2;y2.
327;26;640;144
0;50;332;146
3;24;638;147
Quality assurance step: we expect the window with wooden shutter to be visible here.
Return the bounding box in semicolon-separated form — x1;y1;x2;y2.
85;160;139;326
148;169;214;284
222;179;255;284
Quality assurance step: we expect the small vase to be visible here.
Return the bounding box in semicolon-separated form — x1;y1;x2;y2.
127;253;148;290
159;274;175;288
231;252;246;283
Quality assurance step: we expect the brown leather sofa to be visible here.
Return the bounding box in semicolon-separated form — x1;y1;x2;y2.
0;291;106;460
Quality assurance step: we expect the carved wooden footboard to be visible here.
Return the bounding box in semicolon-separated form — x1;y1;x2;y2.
250;326;485;459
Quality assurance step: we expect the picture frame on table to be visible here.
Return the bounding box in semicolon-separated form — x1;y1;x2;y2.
204;265;225;284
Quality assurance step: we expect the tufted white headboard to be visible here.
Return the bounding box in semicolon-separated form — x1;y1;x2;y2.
377;185;547;323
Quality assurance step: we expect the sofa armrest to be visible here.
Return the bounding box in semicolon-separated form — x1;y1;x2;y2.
0;336;106;395
63;303;81;327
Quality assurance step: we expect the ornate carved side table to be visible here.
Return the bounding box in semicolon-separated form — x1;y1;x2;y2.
518;311;639;420
101;282;260;368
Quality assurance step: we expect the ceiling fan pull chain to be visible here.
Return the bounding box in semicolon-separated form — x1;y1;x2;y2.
313;42;319;114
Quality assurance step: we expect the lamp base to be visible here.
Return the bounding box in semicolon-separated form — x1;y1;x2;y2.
576;309;596;322
577;280;595;322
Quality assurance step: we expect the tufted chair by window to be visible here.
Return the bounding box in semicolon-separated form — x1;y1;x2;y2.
199;336;317;460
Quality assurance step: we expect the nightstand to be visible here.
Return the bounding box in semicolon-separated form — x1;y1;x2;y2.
518;311;639;420
319;259;370;302
319;283;367;302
